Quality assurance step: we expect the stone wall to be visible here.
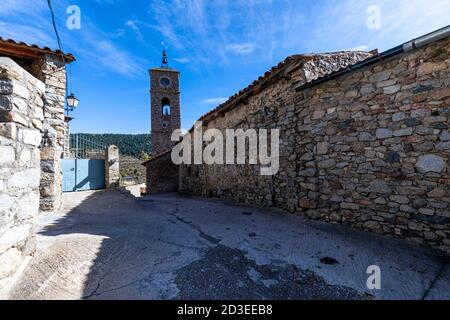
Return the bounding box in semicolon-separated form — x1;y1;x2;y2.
31;54;66;212
180;38;450;253
180;51;374;202
146;152;179;194
105;145;120;188
62;119;71;159
0;58;44;294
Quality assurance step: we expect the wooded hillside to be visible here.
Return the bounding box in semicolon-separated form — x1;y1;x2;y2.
70;133;151;158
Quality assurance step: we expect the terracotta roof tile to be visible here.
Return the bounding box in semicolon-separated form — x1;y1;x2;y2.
0;37;75;63
195;51;374;126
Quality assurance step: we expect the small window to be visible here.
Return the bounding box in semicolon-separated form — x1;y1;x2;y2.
162;97;171;115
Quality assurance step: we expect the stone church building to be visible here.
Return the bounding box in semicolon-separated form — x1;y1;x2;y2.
144;26;450;254
143;50;181;194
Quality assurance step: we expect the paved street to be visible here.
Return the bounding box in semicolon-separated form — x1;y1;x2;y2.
7;189;450;300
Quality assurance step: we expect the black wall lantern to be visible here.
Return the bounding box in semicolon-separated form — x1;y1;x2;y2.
66;93;79;109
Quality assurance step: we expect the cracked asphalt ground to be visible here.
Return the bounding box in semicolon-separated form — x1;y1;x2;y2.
6;189;450;300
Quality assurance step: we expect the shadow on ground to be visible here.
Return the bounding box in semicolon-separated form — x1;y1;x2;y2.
7;190;449;300
175;245;369;300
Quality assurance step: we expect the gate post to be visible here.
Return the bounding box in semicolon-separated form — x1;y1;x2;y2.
105;145;120;189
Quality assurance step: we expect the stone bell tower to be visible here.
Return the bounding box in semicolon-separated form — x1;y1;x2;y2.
150;49;181;156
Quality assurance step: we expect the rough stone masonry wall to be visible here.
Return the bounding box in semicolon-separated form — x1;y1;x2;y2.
105;145;120;189
147;152;179;194
0;58;44;294
32;54;66;212
180;38;450;253
180;52;373;202
150;69;181;156
295;38;450;253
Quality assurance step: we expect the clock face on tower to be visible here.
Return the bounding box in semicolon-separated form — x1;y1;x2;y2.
160;77;170;87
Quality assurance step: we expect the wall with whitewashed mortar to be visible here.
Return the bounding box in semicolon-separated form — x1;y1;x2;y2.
0;58;45;295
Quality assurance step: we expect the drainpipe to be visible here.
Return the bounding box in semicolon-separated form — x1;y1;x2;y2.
296;25;450;92
403;25;450;52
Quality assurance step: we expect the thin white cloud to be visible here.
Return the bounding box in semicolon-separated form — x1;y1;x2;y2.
0;0;54;46
149;0;449;69
310;0;450;52
113;28;126;38
94;40;144;76
0;0;46;14
226;43;255;55
148;0;307;66
125;19;145;43
0;21;55;45
3;0;448;77
0;0;147;78
173;57;190;64
202;97;228;105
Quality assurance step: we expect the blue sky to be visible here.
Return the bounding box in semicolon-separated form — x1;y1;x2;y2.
1;0;449;134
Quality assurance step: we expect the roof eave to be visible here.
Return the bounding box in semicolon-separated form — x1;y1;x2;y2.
0;38;76;64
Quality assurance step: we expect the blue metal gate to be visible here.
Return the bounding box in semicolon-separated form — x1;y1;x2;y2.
62;134;108;192
62;159;105;192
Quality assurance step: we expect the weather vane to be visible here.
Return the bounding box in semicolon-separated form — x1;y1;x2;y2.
161;41;169;68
